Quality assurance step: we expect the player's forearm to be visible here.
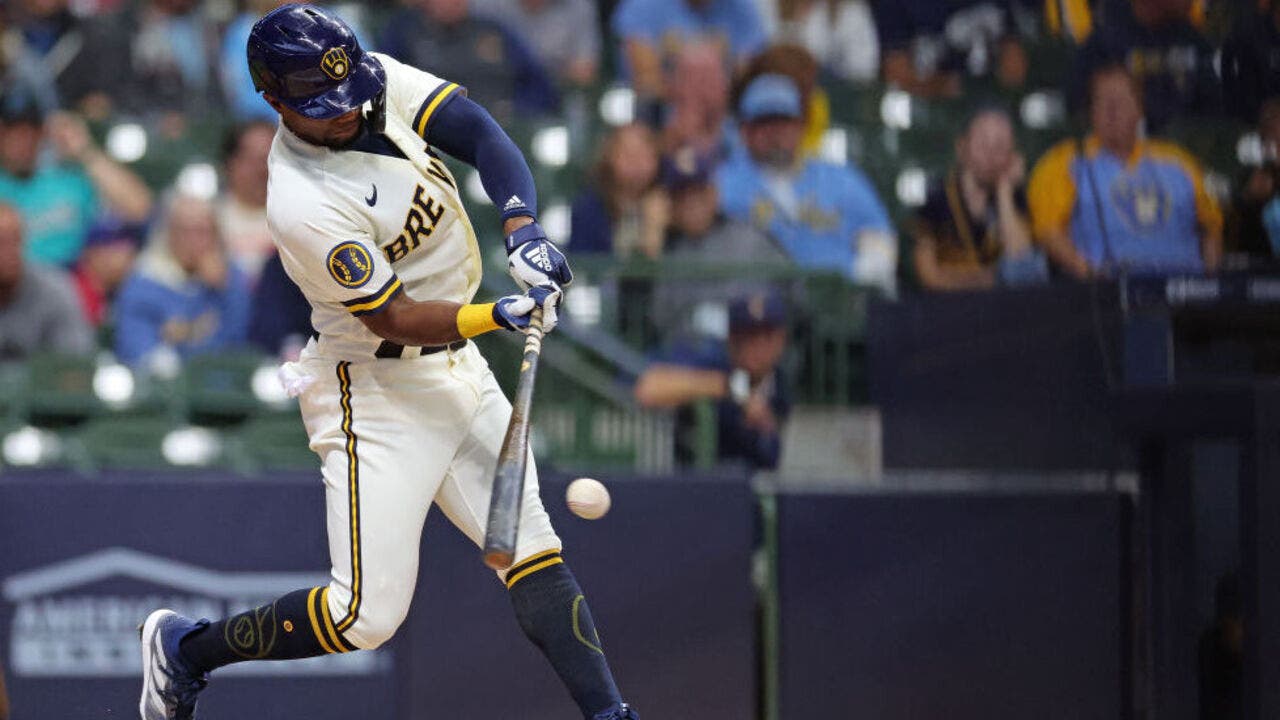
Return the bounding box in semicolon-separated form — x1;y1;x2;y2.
633;366;727;408
361;294;499;347
427;95;538;222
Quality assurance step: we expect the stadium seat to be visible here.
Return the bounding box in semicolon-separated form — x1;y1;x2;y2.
235;412;315;473
75;415;221;471
23;353;104;428
179;352;275;427
0;362;29;425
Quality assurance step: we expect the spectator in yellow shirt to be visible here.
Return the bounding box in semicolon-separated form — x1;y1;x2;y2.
1027;64;1222;278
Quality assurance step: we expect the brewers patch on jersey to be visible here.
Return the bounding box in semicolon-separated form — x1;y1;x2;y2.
269;53;485;359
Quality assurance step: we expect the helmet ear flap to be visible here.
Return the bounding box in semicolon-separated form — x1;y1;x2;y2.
248;57;279;94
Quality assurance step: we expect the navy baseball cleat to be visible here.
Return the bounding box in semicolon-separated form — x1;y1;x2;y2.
592;702;640;719
139;609;209;720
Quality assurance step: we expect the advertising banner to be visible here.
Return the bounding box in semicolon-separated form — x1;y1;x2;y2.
0;471;757;719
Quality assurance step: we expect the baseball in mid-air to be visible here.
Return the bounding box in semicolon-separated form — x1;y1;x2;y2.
566;478;611;520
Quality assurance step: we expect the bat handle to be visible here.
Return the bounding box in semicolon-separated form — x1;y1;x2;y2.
524;307;545;351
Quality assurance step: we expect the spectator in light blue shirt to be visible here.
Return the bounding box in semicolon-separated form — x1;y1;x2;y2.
715;74;898;291
114;191;250;370
611;0;766;108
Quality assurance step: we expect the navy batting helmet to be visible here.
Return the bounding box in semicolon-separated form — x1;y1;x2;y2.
247;3;385;119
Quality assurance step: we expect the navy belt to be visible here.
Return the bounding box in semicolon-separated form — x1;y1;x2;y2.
373;338;468;359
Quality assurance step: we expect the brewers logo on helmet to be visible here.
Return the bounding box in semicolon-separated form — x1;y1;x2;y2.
321;47;350;81
247;3;385;119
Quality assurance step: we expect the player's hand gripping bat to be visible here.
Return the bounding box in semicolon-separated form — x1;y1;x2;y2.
483;307;545;570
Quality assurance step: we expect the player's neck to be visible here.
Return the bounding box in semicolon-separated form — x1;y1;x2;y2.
282;114;365;150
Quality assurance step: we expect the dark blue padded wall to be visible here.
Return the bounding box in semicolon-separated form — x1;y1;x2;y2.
777;491;1125;719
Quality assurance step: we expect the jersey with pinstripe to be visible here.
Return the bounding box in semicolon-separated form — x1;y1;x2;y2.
267;52;479;360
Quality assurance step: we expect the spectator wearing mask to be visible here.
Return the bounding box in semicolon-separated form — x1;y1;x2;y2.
879;0;1029;97
761;0;880;83
611;0;767;104
471;0;602;88
635;291;792;469
1226;98;1280;263
1028;65;1222;278
1070;0;1219;132
1222;0;1280;124
0;97;152;267
0;201;94;360
716;74;896;291
71;215;143;327
652;145;788;345
913;107;1046;290
570;123;665;258
217;120;275;283
113;191;251;370
379;0;559;124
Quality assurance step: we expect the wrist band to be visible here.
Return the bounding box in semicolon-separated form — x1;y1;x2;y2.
456;303;501;338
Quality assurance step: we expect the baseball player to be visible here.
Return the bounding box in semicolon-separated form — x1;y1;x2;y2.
138;6;638;719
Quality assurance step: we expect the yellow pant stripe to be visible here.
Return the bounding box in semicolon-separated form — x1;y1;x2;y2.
306;587;337;655
335;362;363;634
506;557;564;589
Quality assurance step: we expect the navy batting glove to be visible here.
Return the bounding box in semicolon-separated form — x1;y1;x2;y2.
506;221;573;290
527;281;562;333
492;282;562;332
493;294;536;331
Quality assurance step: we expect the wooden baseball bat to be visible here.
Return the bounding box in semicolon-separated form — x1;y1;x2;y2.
482;307;545;571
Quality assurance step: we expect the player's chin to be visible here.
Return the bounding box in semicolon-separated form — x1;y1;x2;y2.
324;114;363;145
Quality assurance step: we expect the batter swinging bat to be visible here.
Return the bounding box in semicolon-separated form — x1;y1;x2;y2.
483;307;545;571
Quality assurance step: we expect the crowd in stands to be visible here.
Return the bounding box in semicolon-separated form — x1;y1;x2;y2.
2;0;1280;469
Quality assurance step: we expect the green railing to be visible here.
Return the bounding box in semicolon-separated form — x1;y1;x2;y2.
569;258;878;405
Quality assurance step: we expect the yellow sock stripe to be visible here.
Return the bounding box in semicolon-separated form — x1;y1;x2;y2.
306;587;338;655
504;549;561;580
335;362;362;634
319;587;353;653
506;554;564;590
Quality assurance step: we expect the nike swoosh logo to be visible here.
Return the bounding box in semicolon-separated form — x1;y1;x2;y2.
364;184;377;207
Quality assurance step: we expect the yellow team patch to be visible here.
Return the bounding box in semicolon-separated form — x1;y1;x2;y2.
321;47;350;80
327;242;374;289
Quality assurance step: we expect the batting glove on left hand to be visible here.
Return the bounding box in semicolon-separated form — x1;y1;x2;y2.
493;282;562;333
506;222;573;291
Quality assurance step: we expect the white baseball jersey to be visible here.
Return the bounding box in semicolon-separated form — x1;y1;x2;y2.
266;52;561;652
268;52;482;361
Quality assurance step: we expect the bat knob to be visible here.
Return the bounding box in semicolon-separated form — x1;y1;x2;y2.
483;550;514;572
